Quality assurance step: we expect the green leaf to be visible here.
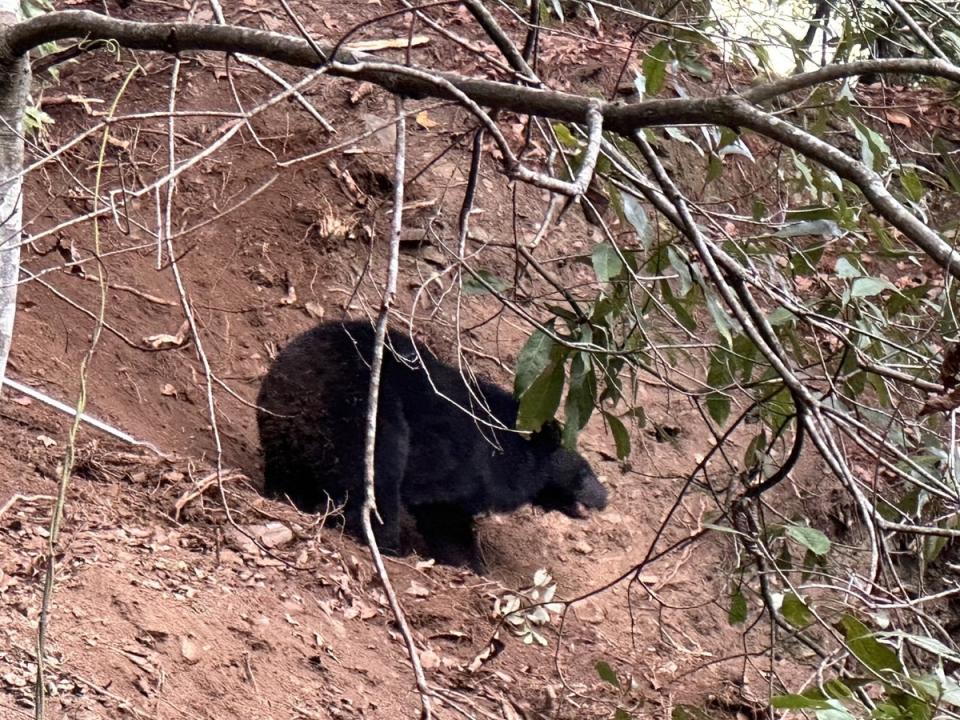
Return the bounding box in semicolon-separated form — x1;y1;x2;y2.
899;167;925;203
791;245;825;276
781;591;814;628
706;353;732;426
666;246;693;297
784;206;841;222
515;327;557;396
665;126;704;156
621;193;650;248
774;220;841;238
553;122;579;150
705;154;723;184
834;256;862;279
679;56;712;81
772;694;833;710
823;679;854;700
605;413;631;460
595;660;621;688
562;353;596;448
462;269;508;296
661;280;697;331
850;116;890;171
785;524;831;556
643;41;671;97
814;703;858;720
743;433;767;469
592;243;624;283
728;589;747;625
705;290;735;347
935;136;960;192
767;307;794;326
850;277;896;298
517;360;565;433
614;709;631;720
838;615;904;676
888;631;960;664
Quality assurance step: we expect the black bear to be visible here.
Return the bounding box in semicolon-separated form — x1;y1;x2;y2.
256;320;607;570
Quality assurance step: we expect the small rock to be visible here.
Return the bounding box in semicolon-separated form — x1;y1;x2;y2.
575;600;605;624
419;649;441;669
179;636;202;664
404;581;431;598
2;672;27;688
572;540;593;555
256;522;294;549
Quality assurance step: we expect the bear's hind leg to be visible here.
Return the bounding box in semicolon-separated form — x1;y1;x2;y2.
411;504;483;572
344;396;409;556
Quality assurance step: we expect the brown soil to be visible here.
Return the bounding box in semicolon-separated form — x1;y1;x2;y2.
0;2;794;719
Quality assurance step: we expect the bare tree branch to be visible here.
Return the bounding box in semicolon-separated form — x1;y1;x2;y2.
0;0;27;393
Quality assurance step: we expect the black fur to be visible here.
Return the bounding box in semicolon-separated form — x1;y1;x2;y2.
256;320;607;570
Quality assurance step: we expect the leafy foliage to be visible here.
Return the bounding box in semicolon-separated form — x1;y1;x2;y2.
493;569;564;647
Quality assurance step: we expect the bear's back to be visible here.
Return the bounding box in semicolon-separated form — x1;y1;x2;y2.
257;320;534;512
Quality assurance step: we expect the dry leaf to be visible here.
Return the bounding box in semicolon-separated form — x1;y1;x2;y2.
36;434;57;448
467;636;505;673
885;110;912;128
416;110;438;130
919;386;960;416
143;319;190;350
346;35;429;52
304;302;325;320
160;383;177;397
350;82;376;104
280;272;297;305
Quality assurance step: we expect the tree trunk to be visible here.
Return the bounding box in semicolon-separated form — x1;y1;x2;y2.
0;1;28;392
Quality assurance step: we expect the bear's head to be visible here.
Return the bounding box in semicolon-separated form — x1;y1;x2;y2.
529;421;608;519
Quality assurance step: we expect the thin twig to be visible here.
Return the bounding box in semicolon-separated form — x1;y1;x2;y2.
34;63;139;720
359;93;433;720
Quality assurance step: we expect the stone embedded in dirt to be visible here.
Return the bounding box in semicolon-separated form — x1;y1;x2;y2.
572;540;593;555
404;581;431;598
2;672;27;688
179;636;202;664
575;600;606;625
342;600;377;621
219;549;243;565
419;649;441;669
224;527;260;554
253;522;295;549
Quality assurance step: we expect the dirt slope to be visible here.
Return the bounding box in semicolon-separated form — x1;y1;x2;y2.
0;2;769;718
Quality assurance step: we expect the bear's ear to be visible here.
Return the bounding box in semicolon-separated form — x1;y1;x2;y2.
530;419;563;448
